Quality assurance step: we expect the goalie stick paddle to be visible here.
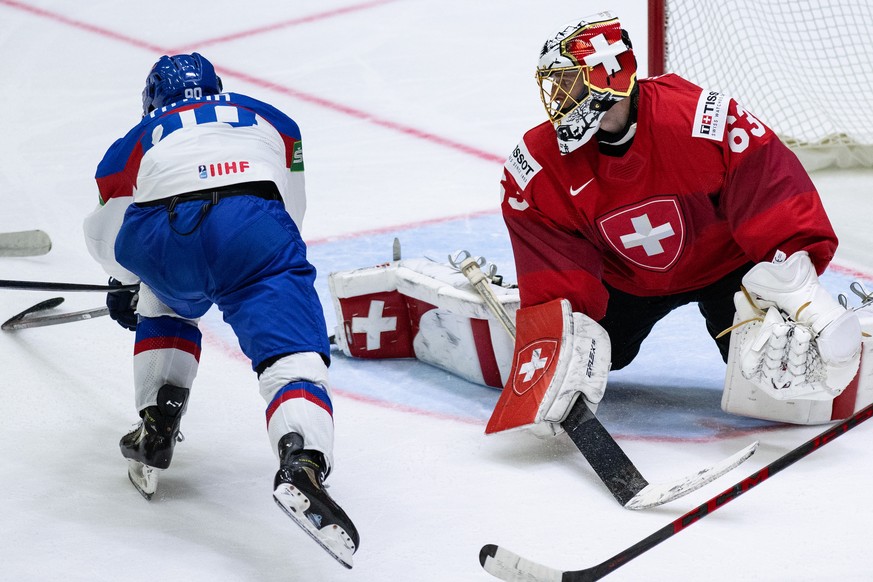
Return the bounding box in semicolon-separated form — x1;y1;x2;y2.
454;252;757;509
561;399;757;509
479;402;873;582
0;279;138;292
0;229;52;257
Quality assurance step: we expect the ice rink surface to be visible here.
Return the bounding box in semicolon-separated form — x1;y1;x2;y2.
1;1;872;581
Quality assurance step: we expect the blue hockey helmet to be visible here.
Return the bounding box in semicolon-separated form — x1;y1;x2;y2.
141;52;223;115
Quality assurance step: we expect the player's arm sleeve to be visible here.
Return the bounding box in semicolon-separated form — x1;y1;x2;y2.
83;137;141;284
719;100;837;273
501;170;610;320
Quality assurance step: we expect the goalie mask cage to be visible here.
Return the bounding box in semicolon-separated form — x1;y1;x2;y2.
648;0;873;170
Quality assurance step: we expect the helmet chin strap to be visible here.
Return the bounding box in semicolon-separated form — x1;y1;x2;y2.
597;121;637;148
596;88;640;152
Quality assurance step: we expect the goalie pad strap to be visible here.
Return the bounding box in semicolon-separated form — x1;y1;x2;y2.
471;318;503;388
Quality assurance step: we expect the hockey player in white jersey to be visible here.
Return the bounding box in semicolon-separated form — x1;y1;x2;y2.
83;53;358;567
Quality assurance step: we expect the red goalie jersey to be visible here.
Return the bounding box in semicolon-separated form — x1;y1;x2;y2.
501;74;838;321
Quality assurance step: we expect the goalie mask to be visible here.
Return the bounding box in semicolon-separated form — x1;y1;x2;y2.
537;12;637;154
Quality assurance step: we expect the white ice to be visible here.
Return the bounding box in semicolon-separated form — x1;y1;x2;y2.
1;2;872;581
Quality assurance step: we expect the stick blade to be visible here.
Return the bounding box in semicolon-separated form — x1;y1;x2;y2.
480;544;564;582
2;306;108;331
2;297;65;330
624;440;759;510
0;230;52;257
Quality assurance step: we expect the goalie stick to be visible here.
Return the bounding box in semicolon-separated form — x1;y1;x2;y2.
479;401;873;582
0;230;52;257
453;252;757;509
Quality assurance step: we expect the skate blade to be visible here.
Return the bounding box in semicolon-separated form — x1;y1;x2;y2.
126;459;161;501
273;483;356;569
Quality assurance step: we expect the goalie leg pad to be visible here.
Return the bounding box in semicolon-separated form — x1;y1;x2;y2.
329;258;519;387
485;299;611;434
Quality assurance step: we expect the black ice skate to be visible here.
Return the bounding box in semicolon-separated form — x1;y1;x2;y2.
272;433;360;568
120;384;189;500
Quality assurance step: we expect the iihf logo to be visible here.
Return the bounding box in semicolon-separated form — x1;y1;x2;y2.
198;161;250;179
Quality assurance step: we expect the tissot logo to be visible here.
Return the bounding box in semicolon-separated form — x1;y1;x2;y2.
692;90;727;141
505;140;541;189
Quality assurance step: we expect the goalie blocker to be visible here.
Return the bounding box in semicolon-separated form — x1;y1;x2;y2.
485;298;610;435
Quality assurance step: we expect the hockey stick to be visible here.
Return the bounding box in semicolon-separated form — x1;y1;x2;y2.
455;252;757;509
2;298;108;331
480;402;873;582
0;279;138;292
0;230;52;257
2;297;64;328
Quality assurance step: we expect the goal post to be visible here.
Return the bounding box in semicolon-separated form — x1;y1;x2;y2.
648;0;873;170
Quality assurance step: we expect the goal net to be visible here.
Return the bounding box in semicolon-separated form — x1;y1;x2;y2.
649;0;873;170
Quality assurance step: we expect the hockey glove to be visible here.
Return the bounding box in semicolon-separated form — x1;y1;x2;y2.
106;278;139;331
737;251;861;400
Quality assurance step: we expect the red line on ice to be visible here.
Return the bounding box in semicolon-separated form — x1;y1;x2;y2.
0;0;503;166
169;0;400;53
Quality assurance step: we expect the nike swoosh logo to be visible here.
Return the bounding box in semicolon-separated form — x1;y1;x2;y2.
570;177;595;196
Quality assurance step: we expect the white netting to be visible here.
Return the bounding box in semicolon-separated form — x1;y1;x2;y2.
663;0;873;170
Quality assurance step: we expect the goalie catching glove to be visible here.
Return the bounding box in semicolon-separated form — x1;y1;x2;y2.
734;250;861;401
485;298;611;436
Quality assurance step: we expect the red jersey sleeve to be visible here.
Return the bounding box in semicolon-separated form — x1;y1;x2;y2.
500;138;610;320
720;100;837;273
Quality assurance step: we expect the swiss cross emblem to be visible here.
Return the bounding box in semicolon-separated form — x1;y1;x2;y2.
339;290;415;359
598;197;685;271
702;115;712;124
511;339;558;395
583;33;627;74
351;299;397;350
